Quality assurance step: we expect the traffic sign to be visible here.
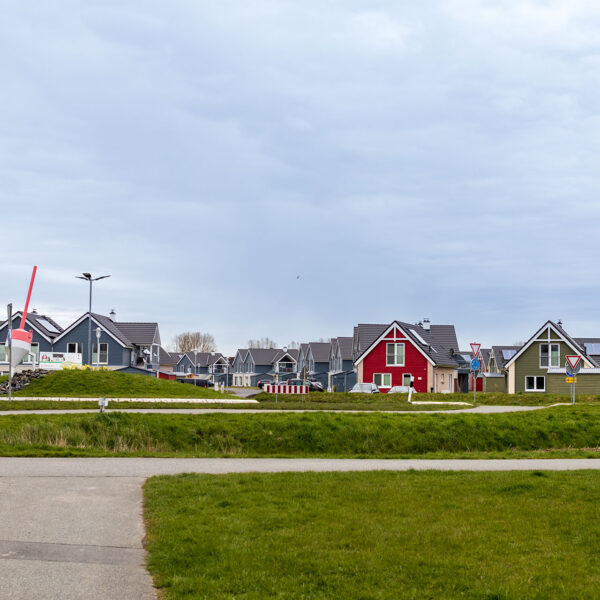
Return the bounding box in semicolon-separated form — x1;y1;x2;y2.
566;355;582;372
565;359;581;376
470;358;480;371
566;377;577;383
470;343;481;357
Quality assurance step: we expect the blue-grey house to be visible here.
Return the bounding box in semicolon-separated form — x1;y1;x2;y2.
328;337;357;391
232;349;249;386
305;342;330;387
52;311;161;371
0;310;64;372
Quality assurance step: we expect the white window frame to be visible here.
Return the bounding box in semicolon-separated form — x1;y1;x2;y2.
92;342;109;365
525;375;545;392
386;343;405;367
67;342;81;354
23;343;39;364
540;343;560;369
373;373;392;388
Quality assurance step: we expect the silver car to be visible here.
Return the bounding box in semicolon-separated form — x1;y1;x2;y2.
349;382;380;394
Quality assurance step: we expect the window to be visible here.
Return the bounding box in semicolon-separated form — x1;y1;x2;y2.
0;344;6;363
386;343;405;366
67;343;80;354
373;373;392;388
540;344;559;368
23;343;39;364
92;343;108;364
525;376;545;392
402;373;412;386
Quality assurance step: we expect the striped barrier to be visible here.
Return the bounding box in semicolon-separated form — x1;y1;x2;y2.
264;384;309;394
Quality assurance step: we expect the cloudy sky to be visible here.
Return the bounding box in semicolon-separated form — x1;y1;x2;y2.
2;1;600;353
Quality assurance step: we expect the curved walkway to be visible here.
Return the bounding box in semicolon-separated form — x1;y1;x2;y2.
0;455;592;599
0;403;570;416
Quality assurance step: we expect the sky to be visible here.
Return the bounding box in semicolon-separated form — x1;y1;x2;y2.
2;1;600;354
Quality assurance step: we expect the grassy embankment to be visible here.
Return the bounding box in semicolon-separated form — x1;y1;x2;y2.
0;405;599;457
6;369;235;400
256;390;600;407
144;470;600;599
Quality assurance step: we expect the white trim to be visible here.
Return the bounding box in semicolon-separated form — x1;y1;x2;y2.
53;314;130;348
385;342;405;367
524;375;545;392
505;322;593;369
539;342;560;369
0;312;53;344
93;342;109;365
373;373;392;388
355;321;435;367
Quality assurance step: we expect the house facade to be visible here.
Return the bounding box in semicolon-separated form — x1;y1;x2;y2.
353;320;460;393
504;321;600;394
328;337;356;391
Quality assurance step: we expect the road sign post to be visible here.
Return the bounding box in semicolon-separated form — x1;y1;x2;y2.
6;304;12;402
565;356;582;404
470;344;481;404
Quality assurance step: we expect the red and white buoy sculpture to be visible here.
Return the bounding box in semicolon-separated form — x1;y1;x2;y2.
9;266;37;372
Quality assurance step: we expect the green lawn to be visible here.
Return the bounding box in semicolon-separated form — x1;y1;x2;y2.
0;405;599;457
6;369;233;399
257;390;598;407
144;470;600;599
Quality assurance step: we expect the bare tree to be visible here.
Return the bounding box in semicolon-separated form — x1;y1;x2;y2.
172;332;216;353
316;337;331;343
286;341;300;349
248;337;278;349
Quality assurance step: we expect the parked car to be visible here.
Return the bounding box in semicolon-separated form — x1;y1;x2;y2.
283;378;324;392
349;382;380;394
257;378;275;389
177;378;214;387
388;386;415;394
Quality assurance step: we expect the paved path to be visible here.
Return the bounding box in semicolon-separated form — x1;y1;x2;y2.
1;455;596;599
0;404;569;416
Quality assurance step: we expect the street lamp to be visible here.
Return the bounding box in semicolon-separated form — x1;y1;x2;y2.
194;348;198;386
76;273;110;365
95;327;101;368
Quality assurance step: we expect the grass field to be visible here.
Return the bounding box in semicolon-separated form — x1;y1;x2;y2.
144;470;600;599
257;390;600;407
0;405;599;457
6;369;233;399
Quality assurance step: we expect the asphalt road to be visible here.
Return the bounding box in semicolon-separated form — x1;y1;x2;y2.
2;455;598;599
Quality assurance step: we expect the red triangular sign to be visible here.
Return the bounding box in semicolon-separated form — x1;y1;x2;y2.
470;343;481;357
566;355;581;370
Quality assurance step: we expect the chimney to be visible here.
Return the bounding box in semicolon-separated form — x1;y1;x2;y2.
32;308;38;314
110;309;116;322
422;319;430;331
557;319;563;327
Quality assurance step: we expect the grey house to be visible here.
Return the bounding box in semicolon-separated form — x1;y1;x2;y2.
272;348;299;383
52;312;161;371
232;349;249;386
0;310;64;372
328;337;356;391
305;342;330;387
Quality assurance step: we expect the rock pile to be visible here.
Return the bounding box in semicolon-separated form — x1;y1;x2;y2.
0;369;50;395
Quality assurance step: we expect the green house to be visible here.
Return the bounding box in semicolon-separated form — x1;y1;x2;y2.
504;321;599;394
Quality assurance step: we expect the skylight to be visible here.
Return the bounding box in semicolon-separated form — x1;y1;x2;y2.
585;343;600;355
502;349;517;360
36;318;60;333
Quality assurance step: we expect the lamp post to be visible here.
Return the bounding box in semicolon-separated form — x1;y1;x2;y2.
194;349;198;386
76;273;110;365
95;327;101;368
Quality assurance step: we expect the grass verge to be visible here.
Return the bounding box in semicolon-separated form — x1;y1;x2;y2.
0;405;599;457
144;470;600;599
8;369;233;399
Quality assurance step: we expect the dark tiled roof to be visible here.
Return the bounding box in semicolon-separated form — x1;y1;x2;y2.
248;348;280;366
491;346;521;370
91;313;133;347
114;322;159;346
429;325;459;352
159;347;178;365
0;312;64;340
308;342;330;363
337;337;354;361
354;324;388;356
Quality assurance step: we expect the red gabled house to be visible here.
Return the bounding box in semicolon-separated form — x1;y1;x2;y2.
353;320;461;393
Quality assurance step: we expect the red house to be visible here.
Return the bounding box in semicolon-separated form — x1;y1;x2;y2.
353;320;461;393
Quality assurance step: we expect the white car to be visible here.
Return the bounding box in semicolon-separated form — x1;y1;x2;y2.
349;383;380;394
388;386;415;394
